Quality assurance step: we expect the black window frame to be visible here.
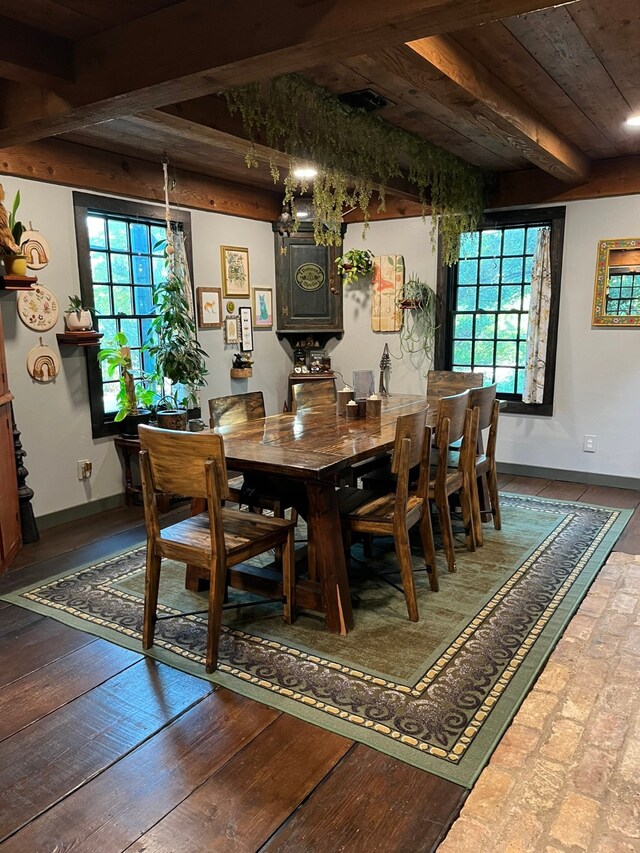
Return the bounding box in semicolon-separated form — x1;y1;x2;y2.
73;192;193;439
436;206;565;416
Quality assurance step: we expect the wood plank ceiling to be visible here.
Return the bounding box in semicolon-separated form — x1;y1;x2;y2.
0;0;638;216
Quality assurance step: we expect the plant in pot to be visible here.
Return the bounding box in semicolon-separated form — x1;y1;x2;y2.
64;294;95;332
145;234;208;431
396;275;438;366
0;185;27;275
335;248;374;285
97;331;154;436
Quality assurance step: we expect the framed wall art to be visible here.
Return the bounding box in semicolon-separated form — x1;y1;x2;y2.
239;306;254;351
221;245;250;297
224;315;240;345
252;288;273;328
196;287;222;329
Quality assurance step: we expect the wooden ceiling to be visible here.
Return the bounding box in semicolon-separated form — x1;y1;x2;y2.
0;0;639;218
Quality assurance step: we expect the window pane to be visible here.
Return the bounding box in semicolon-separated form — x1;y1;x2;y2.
120;318;140;346
516;368;525;395
456;287;476;311
98;317;117;340
518;340;527;364
113;286;133;314
453;340;472;363
500;285;522;310
475;314;495;339
458;258;478;284
496;367;516;394
133;256;151;285
141;317;155;343
111;253;131;283
103;382;119;413
130;349;143;372
524;256;533;283
152;256;166;284
502;257;523;284
503;228;525;256
454;314;473;339
480;230;501;257
90;251;109;283
496;340;517;365
150;226;166;254
479;258;500;284
525;227;541;254
522;284;531;311
459;232;479;258
87;216;107;249
497;313;518;339
92;285;111;316
134;286;154;315
478;286;498;311
129;223;149;254
475;340;494;363
108;220;129;251
520;314;529;338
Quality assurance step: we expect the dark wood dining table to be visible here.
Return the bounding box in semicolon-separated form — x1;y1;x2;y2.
186;393;438;636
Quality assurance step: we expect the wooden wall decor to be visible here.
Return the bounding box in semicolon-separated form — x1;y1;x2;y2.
20;227;51;270
371;254;403;332
17;285;59;330
26;338;59;382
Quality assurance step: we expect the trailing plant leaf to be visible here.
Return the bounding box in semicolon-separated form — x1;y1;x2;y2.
393;275;439;369
224;74;488;263
335;248;374;285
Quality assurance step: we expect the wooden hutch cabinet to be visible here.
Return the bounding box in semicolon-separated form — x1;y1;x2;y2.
0;301;21;572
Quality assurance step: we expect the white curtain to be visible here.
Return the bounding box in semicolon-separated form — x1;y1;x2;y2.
523;227;551;404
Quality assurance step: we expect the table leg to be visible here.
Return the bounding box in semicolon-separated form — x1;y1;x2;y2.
120;445;134;506
306;480;354;635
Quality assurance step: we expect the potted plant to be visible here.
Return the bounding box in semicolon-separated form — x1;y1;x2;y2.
145;234;208;430
0;185;27;275
396;275;438;365
335;249;374;285
97;331;154;436
64;294;94;331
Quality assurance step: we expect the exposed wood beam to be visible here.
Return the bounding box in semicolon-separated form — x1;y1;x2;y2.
0;0;578;149
386;36;590;183
0;16;74;88
0;139;283;221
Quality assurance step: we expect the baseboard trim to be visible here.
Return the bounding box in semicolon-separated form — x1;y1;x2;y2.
37;494;125;531
497;463;640;492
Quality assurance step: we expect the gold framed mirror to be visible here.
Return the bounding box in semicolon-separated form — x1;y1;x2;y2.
593;238;640;326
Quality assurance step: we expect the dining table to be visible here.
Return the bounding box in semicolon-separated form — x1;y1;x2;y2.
186;393;442;636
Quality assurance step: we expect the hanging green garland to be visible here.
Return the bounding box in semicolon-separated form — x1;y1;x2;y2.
224;74;488;264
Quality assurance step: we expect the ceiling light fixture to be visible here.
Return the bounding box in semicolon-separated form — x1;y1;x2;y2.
293;166;318;179
626;115;640;127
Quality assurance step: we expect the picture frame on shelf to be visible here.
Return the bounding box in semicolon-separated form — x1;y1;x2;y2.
252;287;273;328
196;286;222;329
224;315;240;345
221;245;250;297
239;306;254;352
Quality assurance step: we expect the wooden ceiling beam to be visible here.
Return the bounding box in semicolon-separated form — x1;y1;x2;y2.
0;16;74;88
389;35;591;183
0;0;577;149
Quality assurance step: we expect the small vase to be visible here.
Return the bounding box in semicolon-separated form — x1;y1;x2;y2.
5;254;27;276
156;409;188;431
65;310;93;331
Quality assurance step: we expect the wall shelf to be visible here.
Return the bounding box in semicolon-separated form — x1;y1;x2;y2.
0;275;37;292
57;331;104;348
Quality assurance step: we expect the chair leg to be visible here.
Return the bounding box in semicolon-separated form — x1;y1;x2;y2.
459;484;477;552
142;545;161;650
420;503;439;593
436;494;457;573
205;557;228;674
362;534;373;558
471;472;484;548
395;523;419;622
487;466;502;530
282;528;296;624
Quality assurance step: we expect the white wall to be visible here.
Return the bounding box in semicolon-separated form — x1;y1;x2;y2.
2;176;638;523
0;176;287;519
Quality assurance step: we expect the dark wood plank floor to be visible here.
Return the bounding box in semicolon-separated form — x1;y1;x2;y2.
0;475;637;853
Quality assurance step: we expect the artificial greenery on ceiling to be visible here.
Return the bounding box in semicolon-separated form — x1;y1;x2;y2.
224;74;488;264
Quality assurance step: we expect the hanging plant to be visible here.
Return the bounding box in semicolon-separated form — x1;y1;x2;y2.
394;275;439;366
224;74;488;263
335;248;374;285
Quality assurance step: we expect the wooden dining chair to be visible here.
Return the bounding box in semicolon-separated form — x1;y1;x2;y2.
337;408;437;622
208;391;289;517
138;425;296;673
291;378;337;413
468;382;501;532
430;390;479;573
427;370;483;394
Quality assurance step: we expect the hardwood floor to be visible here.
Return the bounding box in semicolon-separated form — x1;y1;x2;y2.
0;476;637;852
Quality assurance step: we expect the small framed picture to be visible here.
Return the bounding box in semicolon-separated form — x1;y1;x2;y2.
239;306;254;351
221;245;250;297
196;287;222;329
224;315;239;345
309;349;325;373
252;288;273;329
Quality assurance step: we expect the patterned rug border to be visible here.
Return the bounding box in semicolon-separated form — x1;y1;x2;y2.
1;495;632;788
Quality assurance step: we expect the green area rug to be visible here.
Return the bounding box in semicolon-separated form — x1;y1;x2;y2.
2;494;631;787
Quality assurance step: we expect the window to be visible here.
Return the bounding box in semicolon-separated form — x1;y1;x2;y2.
436;207;565;416
73;193;192;438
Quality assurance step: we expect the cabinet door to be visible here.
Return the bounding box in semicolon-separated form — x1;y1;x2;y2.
0;405;20;570
275;228;343;333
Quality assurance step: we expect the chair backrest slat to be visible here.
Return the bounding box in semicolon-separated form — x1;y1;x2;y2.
139;425;229;500
291;378;337;413
468;383;497;432
436;390;469;445
390;408;429;475
208;391;265;428
428;370;482;395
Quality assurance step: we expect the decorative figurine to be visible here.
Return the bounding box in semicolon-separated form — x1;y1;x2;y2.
379;343;391;396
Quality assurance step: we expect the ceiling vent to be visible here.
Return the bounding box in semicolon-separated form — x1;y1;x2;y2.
337;89;390;112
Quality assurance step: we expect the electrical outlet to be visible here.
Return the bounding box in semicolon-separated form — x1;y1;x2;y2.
583;435;597;453
77;459;92;480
